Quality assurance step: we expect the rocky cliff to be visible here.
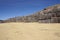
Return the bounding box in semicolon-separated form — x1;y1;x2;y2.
2;4;60;23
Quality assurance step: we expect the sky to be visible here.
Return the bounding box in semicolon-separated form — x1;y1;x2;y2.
0;0;60;20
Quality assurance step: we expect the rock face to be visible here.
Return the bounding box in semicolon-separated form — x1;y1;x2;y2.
4;4;60;23
0;20;4;23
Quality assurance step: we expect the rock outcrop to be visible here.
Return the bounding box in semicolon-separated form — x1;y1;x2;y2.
3;4;60;23
0;20;4;23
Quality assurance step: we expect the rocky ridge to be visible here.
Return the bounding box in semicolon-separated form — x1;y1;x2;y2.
1;4;60;23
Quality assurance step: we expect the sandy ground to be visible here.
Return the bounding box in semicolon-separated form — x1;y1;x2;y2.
0;23;60;40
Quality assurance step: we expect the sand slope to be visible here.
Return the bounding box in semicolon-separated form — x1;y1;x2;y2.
0;23;60;40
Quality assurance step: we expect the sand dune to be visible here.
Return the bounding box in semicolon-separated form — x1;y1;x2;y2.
0;23;60;40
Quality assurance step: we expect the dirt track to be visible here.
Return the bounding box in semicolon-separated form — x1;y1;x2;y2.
0;23;60;40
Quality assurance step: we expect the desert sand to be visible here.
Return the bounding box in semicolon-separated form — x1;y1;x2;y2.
0;23;60;40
